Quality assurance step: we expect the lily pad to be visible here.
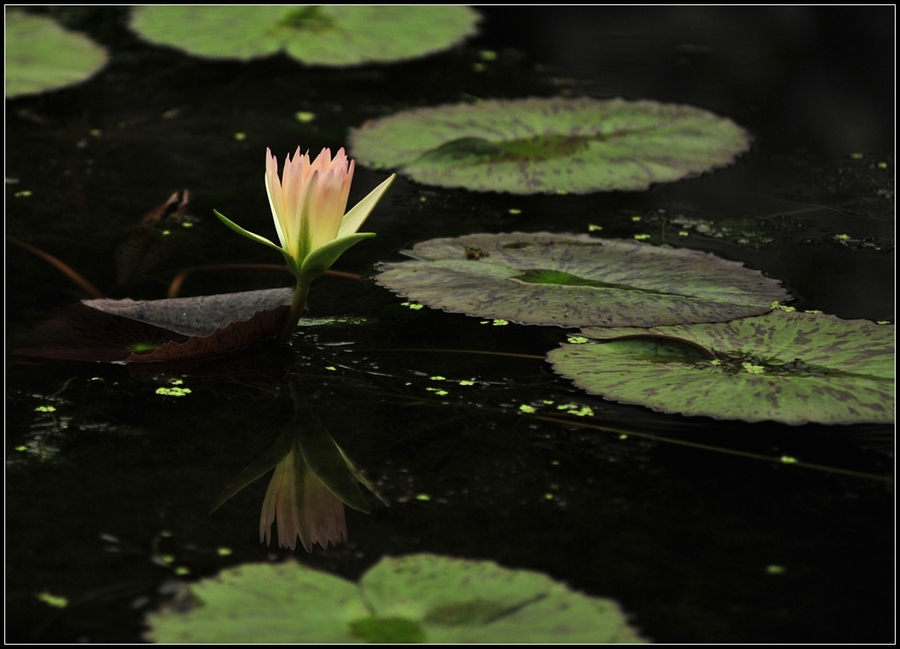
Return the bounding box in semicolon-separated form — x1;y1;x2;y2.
349;97;751;194
144;554;646;643
548;311;894;424
14;288;294;363
6;10;108;98
129;6;480;66
376;232;788;327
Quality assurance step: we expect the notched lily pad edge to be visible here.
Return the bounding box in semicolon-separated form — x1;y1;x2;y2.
549;310;895;425
350;96;753;195
376;231;789;329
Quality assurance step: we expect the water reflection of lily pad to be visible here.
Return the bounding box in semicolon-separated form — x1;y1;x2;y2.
349;97;751;194
129;6;480;65
549;311;894;424
145;554;646;642
376;232;788;327
6;10;108;98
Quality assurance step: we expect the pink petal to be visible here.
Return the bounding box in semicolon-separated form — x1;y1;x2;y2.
298;471;348;552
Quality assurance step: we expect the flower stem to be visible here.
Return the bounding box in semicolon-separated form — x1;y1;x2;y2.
277;280;310;342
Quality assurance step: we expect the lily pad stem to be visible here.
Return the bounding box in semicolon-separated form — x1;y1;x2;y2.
278;280;311;342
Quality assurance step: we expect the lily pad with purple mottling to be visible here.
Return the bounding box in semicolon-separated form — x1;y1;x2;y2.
129;6;480;66
549;311;894;424
376;232;788;328
349;97;751;194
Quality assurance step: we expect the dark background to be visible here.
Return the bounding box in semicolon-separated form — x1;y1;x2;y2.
6;6;894;642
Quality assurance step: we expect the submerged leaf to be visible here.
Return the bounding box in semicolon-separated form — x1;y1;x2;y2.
376;232;788;327
130;6;480;66
144;554;646;642
549;311;894;424
115;190;192;285
349;97;751;194
12;303;189;364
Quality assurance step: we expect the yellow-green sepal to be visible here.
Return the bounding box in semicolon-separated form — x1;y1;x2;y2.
337;173;396;239
214;208;301;277
213;209;285;254
298;232;376;283
279;250;302;279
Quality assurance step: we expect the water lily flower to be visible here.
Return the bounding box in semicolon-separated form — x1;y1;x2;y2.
214;147;395;340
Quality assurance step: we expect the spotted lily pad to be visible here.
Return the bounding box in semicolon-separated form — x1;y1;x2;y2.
549;311;894;424
129;6;480;66
144;554;646;642
6;10;108;98
349;97;751;194
376;232;788;327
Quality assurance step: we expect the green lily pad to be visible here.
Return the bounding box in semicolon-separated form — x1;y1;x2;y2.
376;232;788;327
6;10;108;98
349;97;751;194
129;6;480;66
144;554;646;643
549;311;894;424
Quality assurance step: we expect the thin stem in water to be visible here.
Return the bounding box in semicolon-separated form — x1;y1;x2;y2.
278;280;310;342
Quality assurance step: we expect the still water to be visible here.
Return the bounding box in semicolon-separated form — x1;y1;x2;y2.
6;7;893;642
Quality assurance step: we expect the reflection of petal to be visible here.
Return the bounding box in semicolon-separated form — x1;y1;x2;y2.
260;449;301;550
259;452;295;549
259;445;349;552
298;470;347;553
277;451;303;550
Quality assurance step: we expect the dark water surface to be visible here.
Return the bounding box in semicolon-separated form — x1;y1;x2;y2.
6;7;894;642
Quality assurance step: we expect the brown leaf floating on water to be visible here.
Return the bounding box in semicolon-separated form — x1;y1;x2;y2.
14;287;294;364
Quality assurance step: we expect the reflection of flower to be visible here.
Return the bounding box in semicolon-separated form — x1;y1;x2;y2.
211;410;386;553
259;439;348;552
